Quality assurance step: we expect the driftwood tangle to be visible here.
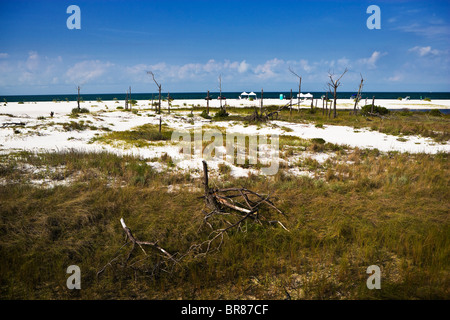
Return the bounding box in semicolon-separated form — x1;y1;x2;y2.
97;160;288;278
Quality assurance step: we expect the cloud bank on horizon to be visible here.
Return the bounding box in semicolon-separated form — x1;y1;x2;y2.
0;0;449;94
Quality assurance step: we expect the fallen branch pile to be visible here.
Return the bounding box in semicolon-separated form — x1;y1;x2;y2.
245;101;302;122
97;218;179;279
188;161;288;256
97;160;288;278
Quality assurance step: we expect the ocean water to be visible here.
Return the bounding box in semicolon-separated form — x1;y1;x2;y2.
1;91;449;102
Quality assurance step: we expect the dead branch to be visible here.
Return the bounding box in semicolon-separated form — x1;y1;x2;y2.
97;218;177;279
98;161;289;278
189;160;289;256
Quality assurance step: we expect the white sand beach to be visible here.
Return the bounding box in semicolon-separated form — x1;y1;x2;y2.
1;99;449;178
171;98;450;110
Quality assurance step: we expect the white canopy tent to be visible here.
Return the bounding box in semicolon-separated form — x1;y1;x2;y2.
239;92;249;99
297;93;313;99
248;92;257;100
240;91;257;100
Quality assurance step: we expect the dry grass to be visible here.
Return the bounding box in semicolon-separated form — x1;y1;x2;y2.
0;150;448;299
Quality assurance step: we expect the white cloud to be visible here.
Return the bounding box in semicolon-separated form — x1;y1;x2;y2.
25;51;40;71
126;59;251;83
65;60;114;84
387;74;403;82
237;60;249;73
254;58;285;79
409;46;441;57
358;51;387;69
395;23;450;38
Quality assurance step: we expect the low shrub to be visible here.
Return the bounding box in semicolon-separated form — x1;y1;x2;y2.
200;110;211;119
361;104;389;116
213;108;229;118
71;107;90;114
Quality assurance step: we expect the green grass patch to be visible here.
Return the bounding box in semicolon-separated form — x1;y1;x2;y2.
92;124;172;148
0;151;448;299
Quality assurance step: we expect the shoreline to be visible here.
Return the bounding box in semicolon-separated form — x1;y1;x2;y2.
0;99;448;162
1;99;450;116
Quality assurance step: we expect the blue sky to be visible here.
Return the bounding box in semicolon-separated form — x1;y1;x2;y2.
0;0;449;94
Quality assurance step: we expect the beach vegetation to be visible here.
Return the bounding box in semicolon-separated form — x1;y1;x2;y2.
200;110;211;119
361;104;389;115
213;108;229;119
0;150;448;299
62;121;97;132
92;124;172;147
71;107;90;115
428;109;442;117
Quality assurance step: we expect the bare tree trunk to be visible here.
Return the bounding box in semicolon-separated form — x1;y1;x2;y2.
125;89;129;110
147;71;162;113
290;89;292;119
298;77;301;112
327;68;348;119
353;75;364;115
289;67;301;113
371;96;375;113
322;96;325;115
206;90;210;115
260;88;264;115
333;87;337;118
77;86;80;111
158;85;161;113
167;92;171;114
129;86;132;111
219;75;223;111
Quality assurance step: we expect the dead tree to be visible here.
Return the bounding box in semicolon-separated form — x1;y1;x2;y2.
353;74;364;115
327;68;348;118
167;92;171;114
205;90;211;115
147;71;162;113
322;96;325;115
218;74;225;112
189;160;288;256
289;89;293;119
247;88;273;122
125;89;129;110
289;67;302;112
371;96;375;113
260;88;264;115
77;86;81;111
